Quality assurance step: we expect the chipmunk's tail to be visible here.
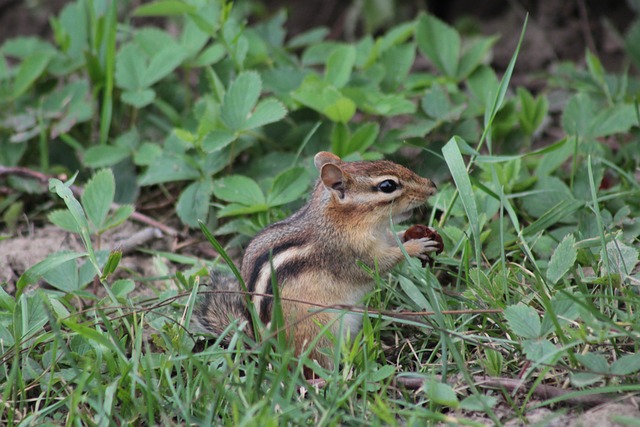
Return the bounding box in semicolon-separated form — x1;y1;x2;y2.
193;271;254;341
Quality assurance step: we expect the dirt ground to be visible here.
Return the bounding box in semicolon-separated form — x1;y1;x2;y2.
1;1;639;426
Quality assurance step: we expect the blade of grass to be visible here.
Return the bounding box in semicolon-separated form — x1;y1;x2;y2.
480;14;528;154
198;220;261;340
439;14;528;227
442;137;481;266
587;155;612;287
99;0;117;145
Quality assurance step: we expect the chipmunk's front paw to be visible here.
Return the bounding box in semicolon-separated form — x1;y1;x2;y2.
402;225;444;266
403;237;441;258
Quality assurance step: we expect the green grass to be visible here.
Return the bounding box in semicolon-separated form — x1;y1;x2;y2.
1;1;640;425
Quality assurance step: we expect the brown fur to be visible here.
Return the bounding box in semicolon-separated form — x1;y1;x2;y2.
196;152;437;370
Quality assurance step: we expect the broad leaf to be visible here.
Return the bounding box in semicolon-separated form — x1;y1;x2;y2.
177;179;214;227
521;338;561;364
213;175;265;206
422;381;459;408
84;146;131;168
242;98;287;131
17;251;86;295
547;234;577;284
504;304;541;339
48;209;81;233
102;205;135;232
416;14;460;78
611;353;640;376
133;0;197;16
82;169;115;231
43;259;79;292
220;71;261;131
325;44;356;88
12;50;55;99
602;239;639;277
267;167;310;207
138;154;200;185
292;74;356;123
202;129;236;152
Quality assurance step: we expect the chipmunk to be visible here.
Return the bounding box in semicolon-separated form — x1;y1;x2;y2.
195;151;438;370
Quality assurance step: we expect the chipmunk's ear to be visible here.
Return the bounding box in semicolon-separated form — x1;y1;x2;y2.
320;163;347;198
314;151;342;170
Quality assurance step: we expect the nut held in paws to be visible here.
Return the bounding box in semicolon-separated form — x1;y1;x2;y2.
403;225;444;254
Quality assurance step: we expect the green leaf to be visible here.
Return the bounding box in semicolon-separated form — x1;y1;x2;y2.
517;88;548;136
115;44;146;91
138;154;200;185
375;21;415;54
520;176;575;219
380;43;415;90
0;286;14;311
202;130;236;153
133;0;197;16
342;86;415;117
177;179;214;227
422;381;459;408
521;338;561;364
191;43;226;67
49;177;97;272
133;143;162;166
288;27;329;48
544;292;580;332
82;169;115;231
611;353;640;376
416;14;460;78
292;74;356;123
460;395;498;412
325;45;356;88
144;44;188;86
220;71;261;131
301;41;341;65
467;66;499;109
346;122;379;156
112;279;135;297
547;234;577;285
602;239;639;276
217;203;269;218
369;365;396;382
504;304;541;339
421;84;464;121
16;251;86;295
213;175;265;206
48;209;81;233
102;205;134;232
585;49;606;85
61;319;115;351
624;20;640;69
12;50;55;99
267;167;310;207
43;258;79;292
571;372;603;387
457;36;498;79
589;104;637;138
83;146;131;168
576;353;609;374
242;98;287;131
121;89;156;108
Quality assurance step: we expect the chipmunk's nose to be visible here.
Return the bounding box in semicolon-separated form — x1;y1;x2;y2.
425;179;437;196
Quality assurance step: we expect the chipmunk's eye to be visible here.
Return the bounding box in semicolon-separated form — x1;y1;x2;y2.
377;179;398;193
